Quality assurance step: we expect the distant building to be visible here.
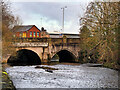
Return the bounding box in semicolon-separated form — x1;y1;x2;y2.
12;25;41;38
48;32;80;39
12;25;80;39
48;32;62;38
40;27;49;38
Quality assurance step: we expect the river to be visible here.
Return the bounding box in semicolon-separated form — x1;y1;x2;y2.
5;63;118;89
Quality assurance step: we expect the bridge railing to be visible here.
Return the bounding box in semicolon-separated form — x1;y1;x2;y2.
13;42;48;47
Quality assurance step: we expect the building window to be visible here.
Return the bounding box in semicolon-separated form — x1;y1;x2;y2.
22;32;26;38
37;32;39;37
33;32;36;37
30;32;32;37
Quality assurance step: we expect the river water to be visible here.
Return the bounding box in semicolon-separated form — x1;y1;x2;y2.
5;63;118;89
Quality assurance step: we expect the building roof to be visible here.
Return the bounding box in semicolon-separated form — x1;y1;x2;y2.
12;25;40;32
48;32;80;38
48;31;79;35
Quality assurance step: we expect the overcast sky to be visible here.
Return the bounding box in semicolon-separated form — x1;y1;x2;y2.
10;0;92;34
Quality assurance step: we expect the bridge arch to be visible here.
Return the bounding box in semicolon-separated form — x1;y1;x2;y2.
51;49;77;63
7;49;41;66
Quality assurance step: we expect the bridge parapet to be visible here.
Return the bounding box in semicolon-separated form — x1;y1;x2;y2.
13;42;48;47
13;38;80;44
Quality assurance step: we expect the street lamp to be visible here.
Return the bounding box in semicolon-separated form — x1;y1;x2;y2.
61;6;67;32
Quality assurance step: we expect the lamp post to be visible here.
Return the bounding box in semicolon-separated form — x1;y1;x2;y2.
61;6;67;32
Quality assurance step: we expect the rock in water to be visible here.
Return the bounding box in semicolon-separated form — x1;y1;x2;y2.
45;69;53;73
35;66;41;68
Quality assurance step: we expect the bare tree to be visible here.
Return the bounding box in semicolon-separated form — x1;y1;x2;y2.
1;0;21;60
80;1;119;69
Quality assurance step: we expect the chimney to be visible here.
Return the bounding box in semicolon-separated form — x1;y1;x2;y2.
41;27;44;31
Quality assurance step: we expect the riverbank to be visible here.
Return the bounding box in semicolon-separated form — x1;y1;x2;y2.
1;64;16;90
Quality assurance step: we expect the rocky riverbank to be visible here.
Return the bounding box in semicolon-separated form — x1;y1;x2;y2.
1;64;16;90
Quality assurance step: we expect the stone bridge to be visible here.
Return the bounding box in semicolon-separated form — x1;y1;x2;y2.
8;37;80;64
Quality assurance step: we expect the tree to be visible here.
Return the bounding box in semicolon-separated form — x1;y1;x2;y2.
1;0;21;60
80;1;119;69
80;25;91;50
79;25;100;63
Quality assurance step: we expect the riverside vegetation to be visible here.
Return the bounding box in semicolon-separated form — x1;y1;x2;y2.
79;2;120;70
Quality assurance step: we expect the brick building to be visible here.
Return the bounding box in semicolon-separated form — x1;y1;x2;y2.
41;27;49;38
12;25;79;39
12;25;41;38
